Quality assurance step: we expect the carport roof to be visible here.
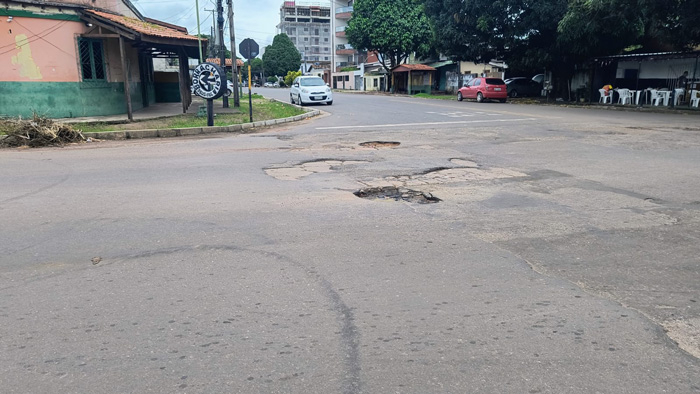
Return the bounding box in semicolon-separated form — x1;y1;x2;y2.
593;50;700;63
80;9;204;58
392;64;436;72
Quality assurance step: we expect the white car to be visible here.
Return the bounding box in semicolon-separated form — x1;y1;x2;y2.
290;76;333;105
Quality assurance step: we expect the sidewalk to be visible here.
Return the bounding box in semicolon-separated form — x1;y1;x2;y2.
62;97;240;123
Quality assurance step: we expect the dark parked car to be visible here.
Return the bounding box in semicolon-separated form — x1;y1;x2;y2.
505;77;542;98
457;77;507;103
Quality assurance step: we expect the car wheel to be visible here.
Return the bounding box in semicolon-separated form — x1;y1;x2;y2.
225;89;232;97
290;94;295;104
476;92;484;103
509;89;518;98
298;95;305;106
327;100;333;105
457;92;463;101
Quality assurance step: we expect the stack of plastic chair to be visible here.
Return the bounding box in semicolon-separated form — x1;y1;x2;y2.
598;89;612;104
650;90;663;106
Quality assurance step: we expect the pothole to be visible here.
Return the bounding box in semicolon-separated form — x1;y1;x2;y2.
353;186;441;204
359;141;400;148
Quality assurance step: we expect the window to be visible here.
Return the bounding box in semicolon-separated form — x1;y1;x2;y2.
345;75;349;81
324;28;328;33
324;38;329;42
373;79;378;87
304;27;309;31
78;38;106;81
314;29;319;35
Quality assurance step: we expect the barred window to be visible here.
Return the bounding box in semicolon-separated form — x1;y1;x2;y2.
79;38;106;81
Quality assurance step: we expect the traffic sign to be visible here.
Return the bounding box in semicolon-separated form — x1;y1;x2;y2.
239;38;259;60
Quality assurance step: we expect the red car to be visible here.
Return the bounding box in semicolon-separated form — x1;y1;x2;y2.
457;77;508;103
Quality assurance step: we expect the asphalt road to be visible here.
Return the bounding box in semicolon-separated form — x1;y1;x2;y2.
1;89;699;393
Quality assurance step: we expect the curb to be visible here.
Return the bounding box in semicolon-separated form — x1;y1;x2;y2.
82;103;320;141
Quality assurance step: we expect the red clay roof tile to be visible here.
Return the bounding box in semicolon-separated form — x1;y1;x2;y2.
85;10;202;42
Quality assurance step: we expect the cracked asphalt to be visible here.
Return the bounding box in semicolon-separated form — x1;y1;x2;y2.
1;88;699;393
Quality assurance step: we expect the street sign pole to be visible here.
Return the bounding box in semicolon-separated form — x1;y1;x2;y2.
248;64;253;123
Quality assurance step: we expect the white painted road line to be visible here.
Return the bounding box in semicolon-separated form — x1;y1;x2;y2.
316;118;538;130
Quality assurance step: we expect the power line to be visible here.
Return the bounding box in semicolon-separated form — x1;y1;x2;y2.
0;20;71;56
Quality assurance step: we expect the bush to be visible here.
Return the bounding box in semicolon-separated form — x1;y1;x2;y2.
284;70;302;87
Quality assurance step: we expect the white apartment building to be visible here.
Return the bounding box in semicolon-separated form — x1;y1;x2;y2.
333;0;357;70
277;1;332;64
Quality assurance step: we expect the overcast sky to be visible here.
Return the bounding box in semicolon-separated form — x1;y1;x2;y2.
133;0;317;58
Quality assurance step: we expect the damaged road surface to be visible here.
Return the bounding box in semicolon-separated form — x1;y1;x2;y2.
1;91;699;393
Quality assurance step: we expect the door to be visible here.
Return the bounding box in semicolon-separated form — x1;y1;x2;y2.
464;79;476;98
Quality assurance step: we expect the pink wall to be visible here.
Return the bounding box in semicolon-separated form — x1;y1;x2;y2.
1;17;86;82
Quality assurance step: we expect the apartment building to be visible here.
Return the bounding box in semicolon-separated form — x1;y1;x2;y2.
277;1;332;64
333;0;358;70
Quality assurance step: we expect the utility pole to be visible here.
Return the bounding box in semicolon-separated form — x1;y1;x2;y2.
217;0;228;108
204;8;216;58
195;0;203;63
227;0;239;107
330;0;335;88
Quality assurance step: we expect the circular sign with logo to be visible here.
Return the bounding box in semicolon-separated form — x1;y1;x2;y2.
192;63;225;100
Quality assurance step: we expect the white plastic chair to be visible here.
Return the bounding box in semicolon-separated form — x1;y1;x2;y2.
673;88;685;106
691;90;700;108
649;90;663;106
616;88;632;105
598;89;612;104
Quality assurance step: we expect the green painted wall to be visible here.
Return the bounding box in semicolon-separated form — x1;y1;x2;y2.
154;83;182;102
0;81;154;118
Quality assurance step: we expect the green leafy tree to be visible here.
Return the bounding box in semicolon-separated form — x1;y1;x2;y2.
422;0;568;72
558;0;700;58
262;34;301;77
346;0;433;75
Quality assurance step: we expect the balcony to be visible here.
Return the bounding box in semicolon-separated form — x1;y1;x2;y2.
335;25;346;37
336;44;355;55
335;6;353;19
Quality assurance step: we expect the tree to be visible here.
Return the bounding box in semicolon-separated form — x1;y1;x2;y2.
557;0;700;58
422;0;568;72
346;0;433;75
262;34;301;77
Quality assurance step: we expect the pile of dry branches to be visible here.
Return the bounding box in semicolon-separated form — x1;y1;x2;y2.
0;114;85;147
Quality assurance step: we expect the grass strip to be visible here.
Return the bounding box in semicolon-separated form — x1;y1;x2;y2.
70;95;305;133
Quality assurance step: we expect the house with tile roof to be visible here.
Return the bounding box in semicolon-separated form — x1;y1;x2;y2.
0;0;206;119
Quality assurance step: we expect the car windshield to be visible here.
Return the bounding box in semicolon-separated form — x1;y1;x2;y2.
485;78;505;85
300;77;325;87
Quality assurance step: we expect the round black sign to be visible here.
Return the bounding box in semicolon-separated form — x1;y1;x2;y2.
192;63;226;100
